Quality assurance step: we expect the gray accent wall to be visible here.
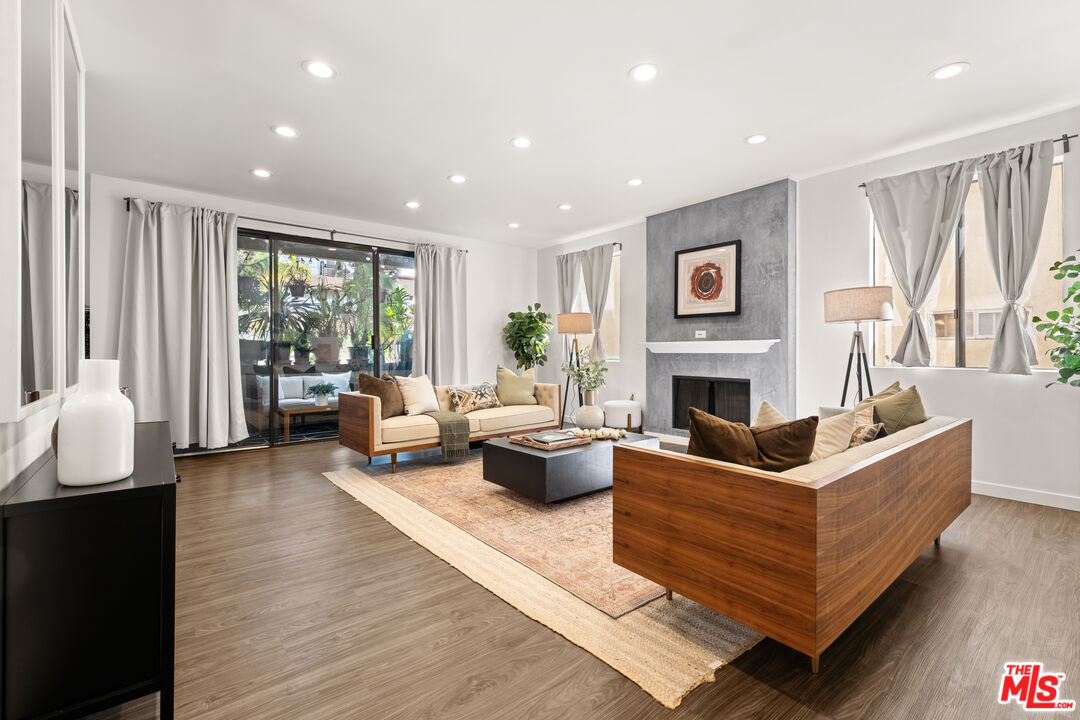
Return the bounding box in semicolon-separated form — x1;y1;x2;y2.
645;179;797;435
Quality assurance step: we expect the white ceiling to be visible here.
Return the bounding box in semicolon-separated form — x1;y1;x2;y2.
67;0;1080;247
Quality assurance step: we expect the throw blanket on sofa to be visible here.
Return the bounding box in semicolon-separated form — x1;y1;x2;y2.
424;410;471;459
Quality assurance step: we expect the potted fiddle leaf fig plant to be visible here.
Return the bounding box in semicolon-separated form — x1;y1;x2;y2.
1033;251;1080;388
306;382;337;408
502;303;552;369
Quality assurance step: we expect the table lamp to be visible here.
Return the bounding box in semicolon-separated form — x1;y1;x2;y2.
824;286;895;406
557;312;593;428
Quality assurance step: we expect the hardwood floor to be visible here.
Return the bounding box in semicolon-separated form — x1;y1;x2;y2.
98;441;1079;720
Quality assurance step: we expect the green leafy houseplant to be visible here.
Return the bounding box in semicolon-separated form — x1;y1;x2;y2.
1033;251;1080;388
502;303;552;369
561;348;608;392
306;382;337;398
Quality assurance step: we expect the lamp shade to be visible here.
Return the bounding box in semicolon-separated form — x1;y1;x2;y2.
557;312;593;334
824;286;895;324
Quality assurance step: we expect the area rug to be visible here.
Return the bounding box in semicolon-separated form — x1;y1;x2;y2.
324;458;762;709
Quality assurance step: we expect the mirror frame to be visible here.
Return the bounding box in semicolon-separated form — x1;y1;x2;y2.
62;0;84;395
0;0;82;423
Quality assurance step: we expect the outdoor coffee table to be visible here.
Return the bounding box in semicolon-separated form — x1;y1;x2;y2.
482;432;660;503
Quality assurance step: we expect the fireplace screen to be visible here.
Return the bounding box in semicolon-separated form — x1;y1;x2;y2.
672;375;751;430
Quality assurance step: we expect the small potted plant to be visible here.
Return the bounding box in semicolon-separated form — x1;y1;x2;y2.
562;347;608;429
306;382;337;408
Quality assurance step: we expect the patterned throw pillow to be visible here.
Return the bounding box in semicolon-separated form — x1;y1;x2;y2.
448;382;502;414
848;422;886;448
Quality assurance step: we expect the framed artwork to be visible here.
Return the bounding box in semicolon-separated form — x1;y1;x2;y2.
673;240;741;318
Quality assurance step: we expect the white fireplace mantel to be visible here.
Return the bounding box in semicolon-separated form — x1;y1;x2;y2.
644;339;780;354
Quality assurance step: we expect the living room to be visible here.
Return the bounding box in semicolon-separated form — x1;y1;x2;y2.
1;1;1078;719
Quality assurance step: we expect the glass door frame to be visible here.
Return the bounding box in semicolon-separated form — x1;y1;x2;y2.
239;227;415;447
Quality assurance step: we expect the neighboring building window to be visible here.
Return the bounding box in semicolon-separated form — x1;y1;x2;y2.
570;251;621;360
874;162;1064;368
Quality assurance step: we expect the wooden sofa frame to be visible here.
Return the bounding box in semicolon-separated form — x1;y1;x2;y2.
612;418;972;672
339;387;561;472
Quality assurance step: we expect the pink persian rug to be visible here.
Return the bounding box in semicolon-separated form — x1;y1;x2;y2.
361;455;664;617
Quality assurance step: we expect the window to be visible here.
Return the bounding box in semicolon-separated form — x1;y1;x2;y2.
875;162;1064;368
570;251;620;360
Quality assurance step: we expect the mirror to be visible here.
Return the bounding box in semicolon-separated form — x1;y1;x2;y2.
63;6;83;388
20;0;56;406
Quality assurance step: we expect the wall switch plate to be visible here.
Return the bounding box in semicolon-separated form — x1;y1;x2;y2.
695;330;707;339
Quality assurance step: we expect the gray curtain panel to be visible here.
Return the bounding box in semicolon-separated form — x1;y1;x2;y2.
580;244;614;361
64;188;79;387
413;243;468;385
117;200;247;449
975;140;1055;375
866;159;976;366
20;180;55;396
555;251;582;314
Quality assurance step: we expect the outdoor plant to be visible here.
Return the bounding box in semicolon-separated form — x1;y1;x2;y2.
1033;251;1080;388
306;382;337;398
281;256;313;297
502;303;552;369
561;347;608;391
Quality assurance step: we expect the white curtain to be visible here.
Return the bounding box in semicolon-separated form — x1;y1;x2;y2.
413;243;468;385
117;200;247;449
866;159;976;366
975;140;1055;375
555;251;582;314
580;244;614;362
21;181;55;395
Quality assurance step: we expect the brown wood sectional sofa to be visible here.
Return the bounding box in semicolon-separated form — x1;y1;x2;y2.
612;415;972;672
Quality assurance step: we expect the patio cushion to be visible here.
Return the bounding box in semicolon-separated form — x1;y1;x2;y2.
322;371;351;395
279;376;305;399
278;396;339;412
466;405;554;432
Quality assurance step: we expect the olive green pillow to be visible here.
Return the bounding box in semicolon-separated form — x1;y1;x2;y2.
686;407;818;472
871;385;928;435
495;366;537;406
854;380;902;413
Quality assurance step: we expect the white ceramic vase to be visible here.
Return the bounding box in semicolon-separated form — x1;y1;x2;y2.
575;390;605;430
57;359;135;486
314;393;329;407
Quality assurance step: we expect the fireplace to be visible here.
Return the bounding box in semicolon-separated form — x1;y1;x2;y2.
672;375;751;430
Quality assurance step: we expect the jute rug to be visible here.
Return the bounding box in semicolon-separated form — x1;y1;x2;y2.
325;458;762;708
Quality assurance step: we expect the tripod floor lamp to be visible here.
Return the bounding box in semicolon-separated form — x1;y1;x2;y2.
824;286;895;406
557;312;593;428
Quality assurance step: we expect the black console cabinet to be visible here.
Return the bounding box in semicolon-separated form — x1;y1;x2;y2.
0;422;175;720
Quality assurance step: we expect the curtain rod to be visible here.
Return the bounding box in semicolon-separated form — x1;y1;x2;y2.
856;133;1075;189
121;197;469;252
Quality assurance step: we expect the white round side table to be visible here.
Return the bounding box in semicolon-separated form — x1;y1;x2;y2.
603;400;642;432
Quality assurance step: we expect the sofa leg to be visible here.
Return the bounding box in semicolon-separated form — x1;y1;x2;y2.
934;535;941;546
665;588;672;601
810;655;820;674
391;454;397;473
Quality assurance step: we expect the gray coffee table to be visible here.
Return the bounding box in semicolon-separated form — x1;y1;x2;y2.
482;433;660;503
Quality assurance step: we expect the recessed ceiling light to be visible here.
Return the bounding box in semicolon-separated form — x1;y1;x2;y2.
558;203;572;211
507;222;520;229
931;62;971;80
744;134;768;145
271;125;298;138
627;178;643;187
510;137;532;149
302;60;336;79
250;168;272;178
628;63;658;82
448;174;467;184
403;200;421;209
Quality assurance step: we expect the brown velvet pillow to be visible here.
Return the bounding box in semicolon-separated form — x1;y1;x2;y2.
686;407;818;472
356;372;405;419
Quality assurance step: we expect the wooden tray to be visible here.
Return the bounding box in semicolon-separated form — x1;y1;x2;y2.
509;435;591;451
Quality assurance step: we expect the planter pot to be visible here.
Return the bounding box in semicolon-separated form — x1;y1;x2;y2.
314;393;329;408
575;390;605;430
239;338;265;366
56;359;135;486
273;341;292;364
293;345;312;364
238;275;258;297
314;336;341;364
288;281;308;298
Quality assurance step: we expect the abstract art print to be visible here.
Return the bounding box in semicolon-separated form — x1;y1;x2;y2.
673;240;741;318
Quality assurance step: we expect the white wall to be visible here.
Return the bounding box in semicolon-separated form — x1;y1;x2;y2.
535;222;648;420
87;173;537;385
796;105;1080;510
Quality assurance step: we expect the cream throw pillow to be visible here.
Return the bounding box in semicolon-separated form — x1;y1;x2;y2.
395;374;440;415
751;401;787;427
809;410;856;461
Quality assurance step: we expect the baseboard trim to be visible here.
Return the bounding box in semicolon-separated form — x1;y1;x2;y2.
972;480;1080;512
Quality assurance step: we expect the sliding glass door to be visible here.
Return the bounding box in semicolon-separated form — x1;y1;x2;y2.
235;230;414;447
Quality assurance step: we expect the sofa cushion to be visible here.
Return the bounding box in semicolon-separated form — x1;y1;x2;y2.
278;376;305;400
687;407;818;472
396;374;440;415
848;422;885;448
810;410;856;461
854;380;901;413
871;385;927;435
357;373;405;419
449;382;501;414
381;414;441;444
751;400;787;427
495;366;537;406
322;371;352;395
466;405;554;432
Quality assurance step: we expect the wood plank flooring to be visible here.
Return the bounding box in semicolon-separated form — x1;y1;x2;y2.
96;441;1080;720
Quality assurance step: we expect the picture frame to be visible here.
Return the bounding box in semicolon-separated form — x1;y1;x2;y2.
673;239;741;318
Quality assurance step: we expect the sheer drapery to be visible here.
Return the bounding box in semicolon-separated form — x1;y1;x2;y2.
555;251;582;314
866;159;976;366
580;244;614;361
975;140;1055;375
413;243;468;385
117;199;247;449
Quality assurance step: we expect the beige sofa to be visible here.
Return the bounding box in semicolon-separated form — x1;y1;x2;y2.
339;382;562;471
